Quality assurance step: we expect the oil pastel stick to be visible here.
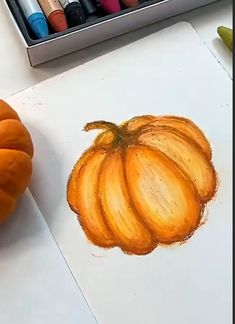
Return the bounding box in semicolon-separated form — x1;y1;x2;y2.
80;0;96;15
38;0;68;32
59;0;86;27
121;0;139;7
17;0;49;39
100;0;121;13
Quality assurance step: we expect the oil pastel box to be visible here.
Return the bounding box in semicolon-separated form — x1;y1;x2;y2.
4;0;218;67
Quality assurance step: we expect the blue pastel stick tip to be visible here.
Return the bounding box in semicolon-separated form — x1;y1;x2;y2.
28;13;49;39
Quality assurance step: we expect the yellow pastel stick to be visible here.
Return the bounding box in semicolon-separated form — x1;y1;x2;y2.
217;26;233;52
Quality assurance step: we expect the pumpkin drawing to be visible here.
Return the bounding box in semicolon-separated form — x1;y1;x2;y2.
0;100;34;224
67;115;217;255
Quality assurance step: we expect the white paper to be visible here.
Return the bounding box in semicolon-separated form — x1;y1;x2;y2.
6;23;232;324
0;191;97;324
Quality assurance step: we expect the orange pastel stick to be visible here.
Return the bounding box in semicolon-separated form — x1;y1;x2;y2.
38;0;68;32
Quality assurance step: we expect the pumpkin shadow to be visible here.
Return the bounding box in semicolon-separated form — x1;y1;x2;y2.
26;123;65;228
0;190;44;253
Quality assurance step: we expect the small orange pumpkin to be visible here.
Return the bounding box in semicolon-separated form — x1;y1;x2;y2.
0;100;34;224
67;115;217;255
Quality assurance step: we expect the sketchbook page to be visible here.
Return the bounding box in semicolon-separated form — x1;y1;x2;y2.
6;22;232;324
0;190;97;324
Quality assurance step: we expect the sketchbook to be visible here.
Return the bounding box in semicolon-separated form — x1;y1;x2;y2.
5;22;232;324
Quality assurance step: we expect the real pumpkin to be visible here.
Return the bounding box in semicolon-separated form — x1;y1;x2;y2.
67;115;217;255
0;100;33;224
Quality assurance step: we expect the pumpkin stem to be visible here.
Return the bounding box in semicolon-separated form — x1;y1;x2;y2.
84;121;126;141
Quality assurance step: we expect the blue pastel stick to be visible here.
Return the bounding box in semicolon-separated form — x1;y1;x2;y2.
17;0;49;39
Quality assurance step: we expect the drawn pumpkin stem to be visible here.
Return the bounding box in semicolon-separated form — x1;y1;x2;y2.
84;120;133;145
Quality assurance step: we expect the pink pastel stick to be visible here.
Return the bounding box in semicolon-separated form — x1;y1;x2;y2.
100;0;121;13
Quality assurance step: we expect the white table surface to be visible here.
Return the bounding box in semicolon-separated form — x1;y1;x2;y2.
0;1;232;323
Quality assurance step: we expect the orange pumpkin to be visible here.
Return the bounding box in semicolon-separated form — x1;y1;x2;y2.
67;115;217;255
0;100;34;224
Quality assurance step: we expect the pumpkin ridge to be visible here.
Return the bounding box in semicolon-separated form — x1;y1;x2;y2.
150;115;212;159
75;147;115;248
136;123;211;157
98;148;155;255
67;147;95;214
138;124;208;156
0;149;32;198
0;119;34;158
138;125;216;203
142;142;204;203
0;147;32;159
94;130;114;146
122;115;156;132
121;147;156;247
96;149;119;247
125;145;202;244
93;148;117;246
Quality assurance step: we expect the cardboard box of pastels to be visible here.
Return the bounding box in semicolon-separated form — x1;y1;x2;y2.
5;0;217;67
